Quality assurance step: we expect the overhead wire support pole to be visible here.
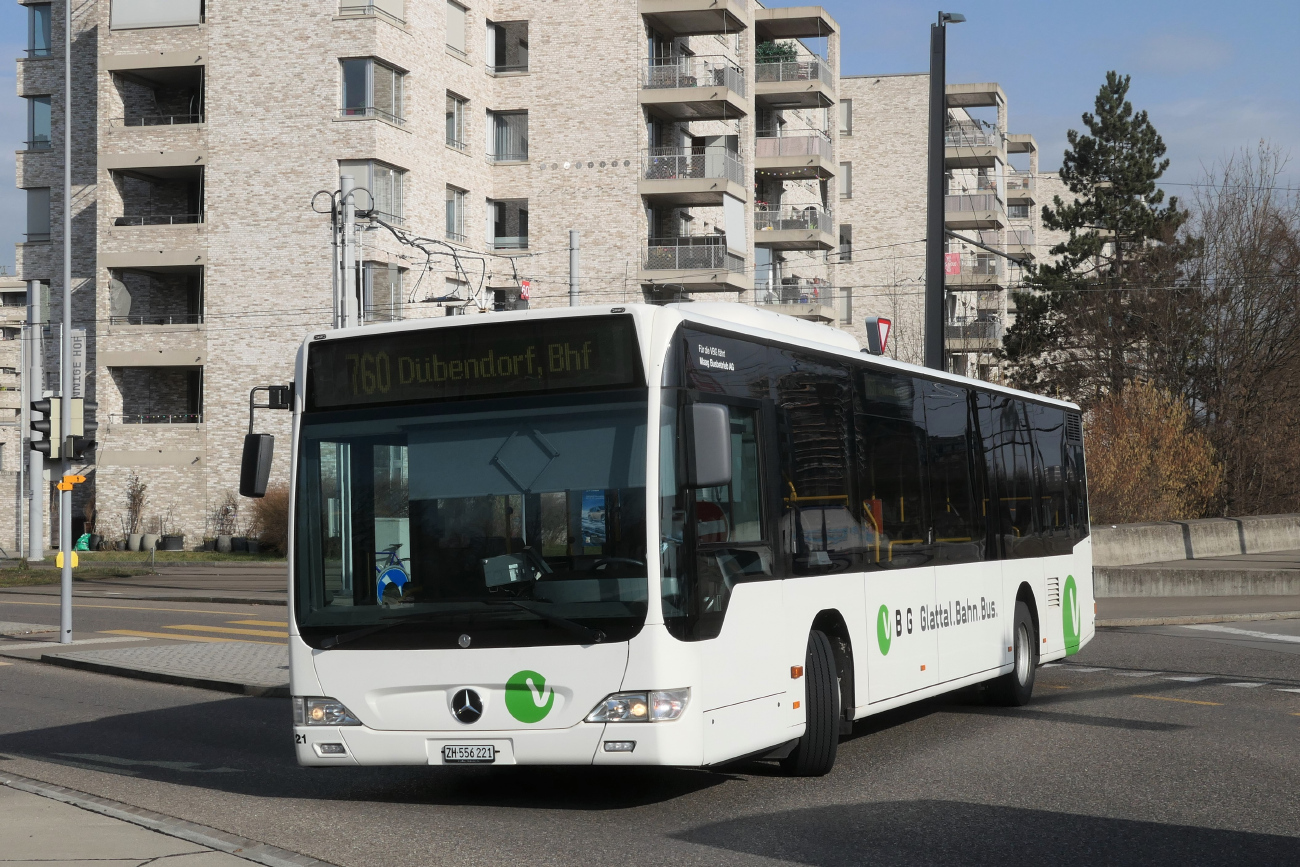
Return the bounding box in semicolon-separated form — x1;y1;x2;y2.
59;0;73;643
27;281;43;562
924;11;964;372
569;230;579;307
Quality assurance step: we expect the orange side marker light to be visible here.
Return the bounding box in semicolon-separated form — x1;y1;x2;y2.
792;701;801;710
790;665;804;679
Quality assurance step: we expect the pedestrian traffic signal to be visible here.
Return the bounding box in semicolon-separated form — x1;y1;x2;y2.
30;398;60;458
68;398;97;461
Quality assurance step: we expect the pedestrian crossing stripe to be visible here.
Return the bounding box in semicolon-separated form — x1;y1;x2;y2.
100;630;285;646
228;620;289;627
164;624;288;639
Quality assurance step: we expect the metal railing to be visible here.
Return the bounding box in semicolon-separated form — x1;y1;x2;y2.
24;47;53;58
488;63;529;75
338;2;404;25
445;230;467;244
945;122;1001;149
446;137;468;152
1005;174;1034;192
755;131;832;160
487;151;529;164
447;44;468;61
756;283;852;324
114;214;204;226
339;106;404;126
491;236;528;250
644;55;745;96
24;138;51;150
948;253;1002;277
110;412;203;425
755;206;832;235
945;193;1004;214
754;58;833;88
642;147;744;185
110;313;204;326
1007;228;1035;248
945;318;1004;342
111;113;204;127
644;236;744;272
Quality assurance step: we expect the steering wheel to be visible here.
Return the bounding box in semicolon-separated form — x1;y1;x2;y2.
593;557;646;571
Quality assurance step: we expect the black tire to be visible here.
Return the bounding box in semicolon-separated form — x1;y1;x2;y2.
781;630;840;776
986;600;1037;706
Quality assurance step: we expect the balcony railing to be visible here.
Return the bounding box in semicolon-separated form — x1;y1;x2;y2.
1005;174;1034;193
113;214;204;226
110;412;203;425
945;318;1004;342
945;123;1001;149
491;236;529;250
945;193;1004;214
755;58;833;88
644;55;745;96
755;131;832;160
338;1;404;25
339;106;404;126
644;236;744;272
446;137;468;152
1007;228;1035;247
111;113;204;127
948;253;1002;277
489;63;529;75
25;47;53;58
110;313;204;326
756;281;851;324
487;151;529;164
643;147;744;185
755;206;832;235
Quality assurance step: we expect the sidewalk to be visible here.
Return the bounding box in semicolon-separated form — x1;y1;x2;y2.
1095;549;1300;597
1096;594;1300;627
0;772;336;867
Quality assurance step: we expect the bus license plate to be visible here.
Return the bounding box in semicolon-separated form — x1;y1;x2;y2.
443;744;495;764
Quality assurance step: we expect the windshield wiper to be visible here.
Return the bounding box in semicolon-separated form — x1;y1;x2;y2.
495;600;606;644
318;610;489;650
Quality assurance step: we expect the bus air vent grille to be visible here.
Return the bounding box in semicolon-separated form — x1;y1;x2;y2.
1065;413;1083;443
1046;576;1061;607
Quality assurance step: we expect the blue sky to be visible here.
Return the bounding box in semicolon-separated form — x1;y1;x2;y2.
1;1;1296;272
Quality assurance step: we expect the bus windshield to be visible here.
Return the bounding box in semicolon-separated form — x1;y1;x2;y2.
294;392;650;649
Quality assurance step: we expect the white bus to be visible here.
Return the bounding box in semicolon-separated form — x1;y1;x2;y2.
258;303;1093;776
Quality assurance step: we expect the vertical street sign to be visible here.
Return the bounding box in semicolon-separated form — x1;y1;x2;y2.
70;328;85;398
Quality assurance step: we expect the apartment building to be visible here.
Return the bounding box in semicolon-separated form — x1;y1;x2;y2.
834;74;1041;377
9;0;842;549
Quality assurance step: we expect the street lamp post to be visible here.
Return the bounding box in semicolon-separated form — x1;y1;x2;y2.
924;11;964;372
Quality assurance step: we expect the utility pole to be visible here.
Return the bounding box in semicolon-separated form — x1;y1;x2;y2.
340;173;358;328
58;0;73;643
25;280;43;561
568;230;579;307
924;11;965;372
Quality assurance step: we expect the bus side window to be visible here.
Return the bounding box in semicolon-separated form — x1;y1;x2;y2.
1065;411;1089;543
922;381;983;564
993;396;1037;558
1029;404;1070;556
974;391;1003;559
855;370;929;570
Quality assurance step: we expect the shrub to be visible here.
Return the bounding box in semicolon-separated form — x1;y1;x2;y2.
253;484;290;555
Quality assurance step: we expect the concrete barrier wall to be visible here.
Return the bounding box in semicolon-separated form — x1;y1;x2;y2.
1092;514;1300;567
1095;567;1300;597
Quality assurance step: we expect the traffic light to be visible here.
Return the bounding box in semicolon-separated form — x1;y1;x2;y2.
30;398;60;459
68;398;97;461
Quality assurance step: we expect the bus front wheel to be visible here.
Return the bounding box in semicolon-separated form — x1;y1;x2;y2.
986;600;1037;706
781;629;840;777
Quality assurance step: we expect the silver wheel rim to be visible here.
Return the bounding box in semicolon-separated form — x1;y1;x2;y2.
1015;623;1031;685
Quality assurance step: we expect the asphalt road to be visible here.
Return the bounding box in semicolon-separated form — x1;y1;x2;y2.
1;622;1298;866
0;594;287;644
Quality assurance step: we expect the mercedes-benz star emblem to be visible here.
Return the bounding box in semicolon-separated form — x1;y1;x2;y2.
458;634;472;648
451;688;483;724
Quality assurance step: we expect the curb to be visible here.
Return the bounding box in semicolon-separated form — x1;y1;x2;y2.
0;771;338;867
0;589;287;606
41;653;289;698
1097;610;1300;628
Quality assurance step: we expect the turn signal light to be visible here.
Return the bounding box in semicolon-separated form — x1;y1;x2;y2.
790;665;804;679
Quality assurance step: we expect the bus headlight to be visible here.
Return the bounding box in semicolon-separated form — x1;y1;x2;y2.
294;696;362;726
586;689;689;722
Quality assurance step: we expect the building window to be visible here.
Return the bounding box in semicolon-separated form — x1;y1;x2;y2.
446;1;468;60
110;0;204;30
26;96;51;150
839;162;852;198
1008;203;1030;220
839;224;852;261
487;198;529;249
26;188;51;242
486;110;528;162
446;92;468;151
486;20;529;73
839;99;852;135
363;262;404;323
0;442;6;473
446;186;467;243
28;4;51;57
340;58;404;124
339;160;405;223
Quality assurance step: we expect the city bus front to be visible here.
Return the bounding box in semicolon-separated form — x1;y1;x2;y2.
287;309;697;767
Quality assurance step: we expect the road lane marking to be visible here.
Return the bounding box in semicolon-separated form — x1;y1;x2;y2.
1133;694;1222;706
0;600;272;616
227;619;288;627
1165;676;1213;682
1114;671;1161;677
1060;666;1103;672
0;661;11;666
1040;663;1061;668
1224;682;1268;688
100;629;285;646
1042;685;1070;689
1184;624;1300;644
1277;688;1300;694
164;624;287;638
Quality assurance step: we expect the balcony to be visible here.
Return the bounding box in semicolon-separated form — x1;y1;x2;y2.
106;366;203;436
754;205;835;251
755;58;834;109
756;279;848;325
945;121;1003;168
945;193;1006;230
754;6;840;40
337;0;405;25
639;147;746;205
113;213;203;227
945;316;1004;352
1005;172;1035;204
640;56;747;120
754;131;834;179
639;236;751;293
639;0;747;37
945;252;1004;288
1006;228;1035;260
110;412;202;425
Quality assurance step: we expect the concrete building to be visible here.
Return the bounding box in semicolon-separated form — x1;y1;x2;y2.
9;0;844;550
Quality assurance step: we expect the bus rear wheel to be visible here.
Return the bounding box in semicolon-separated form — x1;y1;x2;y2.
987;600;1037;706
781;629;840;777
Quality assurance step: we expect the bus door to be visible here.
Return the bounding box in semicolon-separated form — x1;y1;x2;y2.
989;394;1043;657
926;383;1002;681
855;371;938;702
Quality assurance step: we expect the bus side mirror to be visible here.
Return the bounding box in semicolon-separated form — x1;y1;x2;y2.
689;404;732;488
240;433;274;498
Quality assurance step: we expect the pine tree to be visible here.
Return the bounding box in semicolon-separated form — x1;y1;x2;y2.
1001;72;1190;399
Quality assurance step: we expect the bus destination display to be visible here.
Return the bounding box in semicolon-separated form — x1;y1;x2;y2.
306;315;642;409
